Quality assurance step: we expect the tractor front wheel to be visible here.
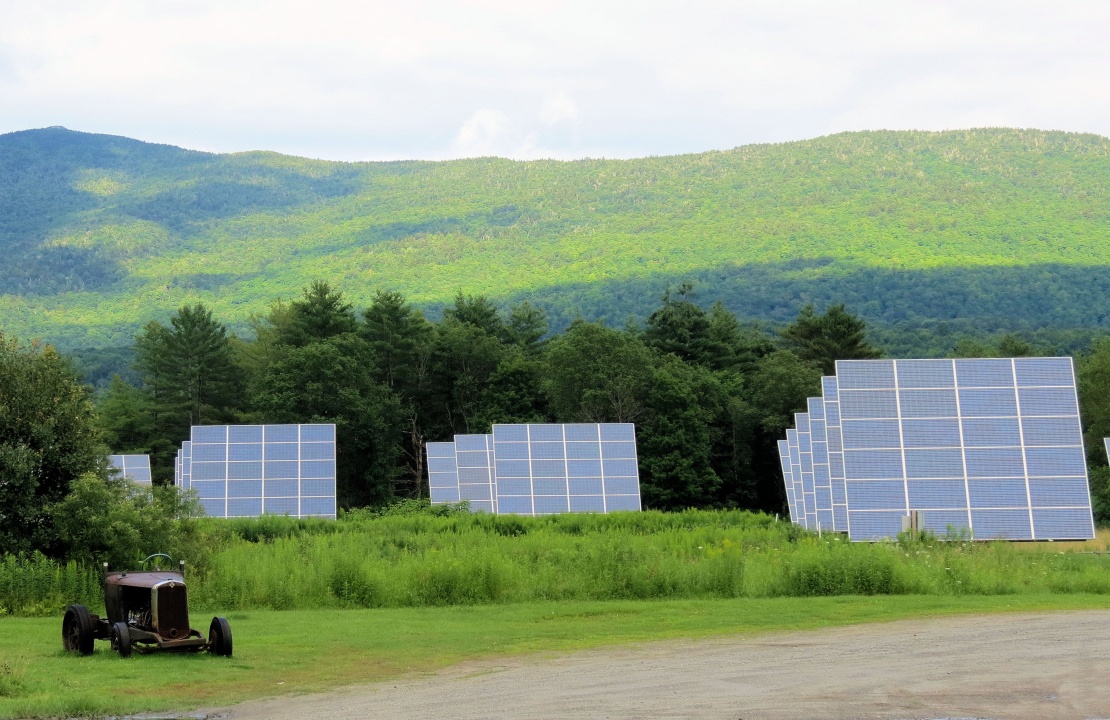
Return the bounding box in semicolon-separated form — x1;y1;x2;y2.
110;621;132;658
207;616;233;657
62;604;95;655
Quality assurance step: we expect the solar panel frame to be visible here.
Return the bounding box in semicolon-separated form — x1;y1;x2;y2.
836;357;1094;541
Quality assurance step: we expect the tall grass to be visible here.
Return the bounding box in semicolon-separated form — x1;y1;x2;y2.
0;554;101;616
4;510;1110;616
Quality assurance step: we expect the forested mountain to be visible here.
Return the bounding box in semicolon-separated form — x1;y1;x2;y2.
1;126;1108;353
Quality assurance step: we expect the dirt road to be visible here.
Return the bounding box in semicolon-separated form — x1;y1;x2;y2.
222;610;1110;720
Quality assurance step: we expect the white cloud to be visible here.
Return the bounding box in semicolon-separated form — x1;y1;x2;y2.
0;0;1107;160
453;108;512;157
541;93;579;126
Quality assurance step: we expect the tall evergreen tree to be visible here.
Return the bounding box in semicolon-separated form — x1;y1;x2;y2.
361;290;435;494
134;304;241;428
780;303;880;374
281;280;358;346
642;283;713;366
444;292;504;337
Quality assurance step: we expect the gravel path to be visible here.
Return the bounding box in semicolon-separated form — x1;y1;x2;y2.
221;610;1110;720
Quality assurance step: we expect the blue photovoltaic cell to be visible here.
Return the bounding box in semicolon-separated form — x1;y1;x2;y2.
832;357;1093;541
490;423;641;515
108;454;152;485
184;424;337;519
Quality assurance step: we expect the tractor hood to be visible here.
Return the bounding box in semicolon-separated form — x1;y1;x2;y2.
106;571;186;589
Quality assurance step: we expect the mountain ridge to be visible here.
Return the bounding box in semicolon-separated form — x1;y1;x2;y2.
1;126;1108;351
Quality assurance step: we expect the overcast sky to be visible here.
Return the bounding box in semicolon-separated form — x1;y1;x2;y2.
2;1;1107;161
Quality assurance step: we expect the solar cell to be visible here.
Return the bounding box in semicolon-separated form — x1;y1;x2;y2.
108;454;152;485
835;357;1093;541
186;424;337;519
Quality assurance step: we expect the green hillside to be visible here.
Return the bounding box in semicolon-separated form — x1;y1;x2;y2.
1;126;1108;351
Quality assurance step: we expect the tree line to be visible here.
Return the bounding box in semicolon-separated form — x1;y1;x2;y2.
5;282;1110;560
94;282;884;513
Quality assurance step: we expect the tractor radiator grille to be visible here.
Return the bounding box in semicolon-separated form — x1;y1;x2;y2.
155;583;191;639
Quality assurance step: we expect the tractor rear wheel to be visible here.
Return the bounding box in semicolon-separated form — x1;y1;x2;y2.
62;604;95;655
207;616;233;657
110;621;132;658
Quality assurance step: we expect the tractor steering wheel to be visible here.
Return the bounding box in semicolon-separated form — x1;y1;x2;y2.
141;553;173;570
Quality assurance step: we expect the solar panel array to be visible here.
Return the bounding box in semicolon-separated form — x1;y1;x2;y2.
108;454;152;484
427;423;642;515
778;358;1095;541
174;424;337;519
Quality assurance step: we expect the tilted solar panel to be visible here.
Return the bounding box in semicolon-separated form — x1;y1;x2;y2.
454;434;497;513
108;454;153;485
808;397;834;531
180;442;191;491
426;441;460;504
188;424;337;519
786;428;806;529
795;413;817;529
491;423;642;516
778;439;798;523
837;357;1094;541
821;375;849;531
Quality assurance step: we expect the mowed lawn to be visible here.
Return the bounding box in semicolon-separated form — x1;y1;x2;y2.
3;594;1109;719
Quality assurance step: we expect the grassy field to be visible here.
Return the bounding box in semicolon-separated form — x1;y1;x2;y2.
3;595;1109;719
6;511;1110;619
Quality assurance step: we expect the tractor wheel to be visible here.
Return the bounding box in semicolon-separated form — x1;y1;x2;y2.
110;621;132;658
62;604;95;655
207;616;233;657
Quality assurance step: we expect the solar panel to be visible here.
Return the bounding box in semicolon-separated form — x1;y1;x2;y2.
822;375;849;531
778;439;798;523
108;454;152;485
837;358;1094;541
187;424;337;519
426;441;460;504
786;428;806;529
808;397;835;531
795;413;818;529
491;423;642;515
455;434;497;513
180;442;192;491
